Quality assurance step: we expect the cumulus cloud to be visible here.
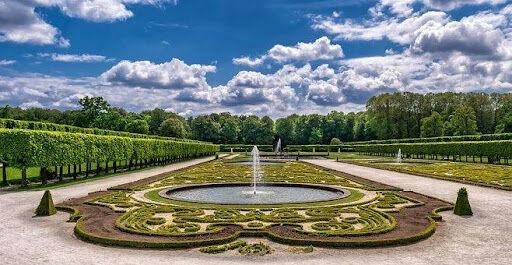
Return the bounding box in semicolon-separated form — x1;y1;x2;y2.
411;19;507;56
372;0;507;17
233;37;344;67
0;1;69;46
0;0;174;46
312;11;449;45
101;58;216;89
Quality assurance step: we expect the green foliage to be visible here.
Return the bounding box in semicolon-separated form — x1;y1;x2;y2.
125;120;149;134
0;129;219;169
421;111;444;138
238;242;273;256
352;140;512;161
449;105;478;136
35;190;57;216
199;240;247;254
159;117;187;138
454;188;473;216
0;118;203;143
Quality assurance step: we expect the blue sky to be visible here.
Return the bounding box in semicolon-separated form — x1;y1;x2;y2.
1;0;512;117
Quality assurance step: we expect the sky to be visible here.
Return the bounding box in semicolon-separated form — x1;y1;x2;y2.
1;0;512;118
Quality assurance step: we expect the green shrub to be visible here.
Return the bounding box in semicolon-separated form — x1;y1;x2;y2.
35;190;57;216
238;242;273;256
454;188;473;216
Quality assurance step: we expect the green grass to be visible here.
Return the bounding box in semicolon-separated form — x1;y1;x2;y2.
331;152;512;189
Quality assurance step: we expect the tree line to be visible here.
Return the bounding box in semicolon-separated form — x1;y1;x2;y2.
1;92;512;145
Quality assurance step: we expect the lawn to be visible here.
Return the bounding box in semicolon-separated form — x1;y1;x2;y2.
330;153;512;189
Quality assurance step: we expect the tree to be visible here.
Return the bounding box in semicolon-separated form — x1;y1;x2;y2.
78;96;111;127
125;119;149;134
309;127;323;144
449;105;478;135
159;117;187;138
420;111;444;138
191;115;221;142
92;111;127;131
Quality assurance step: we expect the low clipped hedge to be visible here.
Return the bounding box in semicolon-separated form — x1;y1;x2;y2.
219;145;273;152
0;118;203;143
352;141;512;161
349;133;512;145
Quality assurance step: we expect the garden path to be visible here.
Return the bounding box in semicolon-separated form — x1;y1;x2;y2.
0;158;510;265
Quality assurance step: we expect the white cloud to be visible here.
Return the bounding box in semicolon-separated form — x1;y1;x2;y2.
0;60;16;66
411;19;509;56
233;36;344;67
312;11;449;45
232;56;265;67
0;0;174;46
0;1;68;46
375;0;508;16
101;58;216;89
37;53;110;62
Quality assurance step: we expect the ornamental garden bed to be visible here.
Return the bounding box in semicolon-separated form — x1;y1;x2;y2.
57;159;452;253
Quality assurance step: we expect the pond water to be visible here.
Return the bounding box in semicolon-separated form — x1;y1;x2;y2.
160;184;348;205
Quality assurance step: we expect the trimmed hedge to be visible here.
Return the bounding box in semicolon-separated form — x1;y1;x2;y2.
349;133;512;145
35;190;57;216
0;118;203;143
352;141;512;161
219;145;273;152
0;129;219;170
454;188;473;216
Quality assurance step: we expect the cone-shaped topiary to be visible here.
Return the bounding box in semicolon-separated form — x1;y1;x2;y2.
35;190;57;216
454;187;473;216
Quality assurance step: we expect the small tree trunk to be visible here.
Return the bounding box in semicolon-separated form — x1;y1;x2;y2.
59;166;63;181
21;168;28;187
105;161;109;174
113;161;117;173
73;164;77;180
85;163;89;177
96;162;101;175
40;167;48;185
1;163;7;186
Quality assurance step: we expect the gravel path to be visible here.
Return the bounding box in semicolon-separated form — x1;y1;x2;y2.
1;158;510;265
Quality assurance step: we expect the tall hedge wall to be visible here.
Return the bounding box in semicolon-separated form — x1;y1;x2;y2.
352;141;512;159
0;118;203;143
0;129;219;169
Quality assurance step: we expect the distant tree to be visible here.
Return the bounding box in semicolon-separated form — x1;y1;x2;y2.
420;111;444;138
92;111;127;131
309;127;323;144
218;114;239;144
449;105;478;135
330;137;342;145
191;115;221;142
159;117;187;138
125;119;149;134
78;96;111;127
275;115;297;144
495;97;512;133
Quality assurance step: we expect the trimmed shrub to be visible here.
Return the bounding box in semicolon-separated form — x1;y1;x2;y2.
454;188;473;216
35;190;57;216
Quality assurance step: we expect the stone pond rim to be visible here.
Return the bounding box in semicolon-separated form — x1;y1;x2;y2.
159;182;350;205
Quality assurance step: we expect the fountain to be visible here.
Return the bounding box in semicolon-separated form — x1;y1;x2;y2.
251;146;261;194
396;148;402;164
161;145;349;204
275;138;282;155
